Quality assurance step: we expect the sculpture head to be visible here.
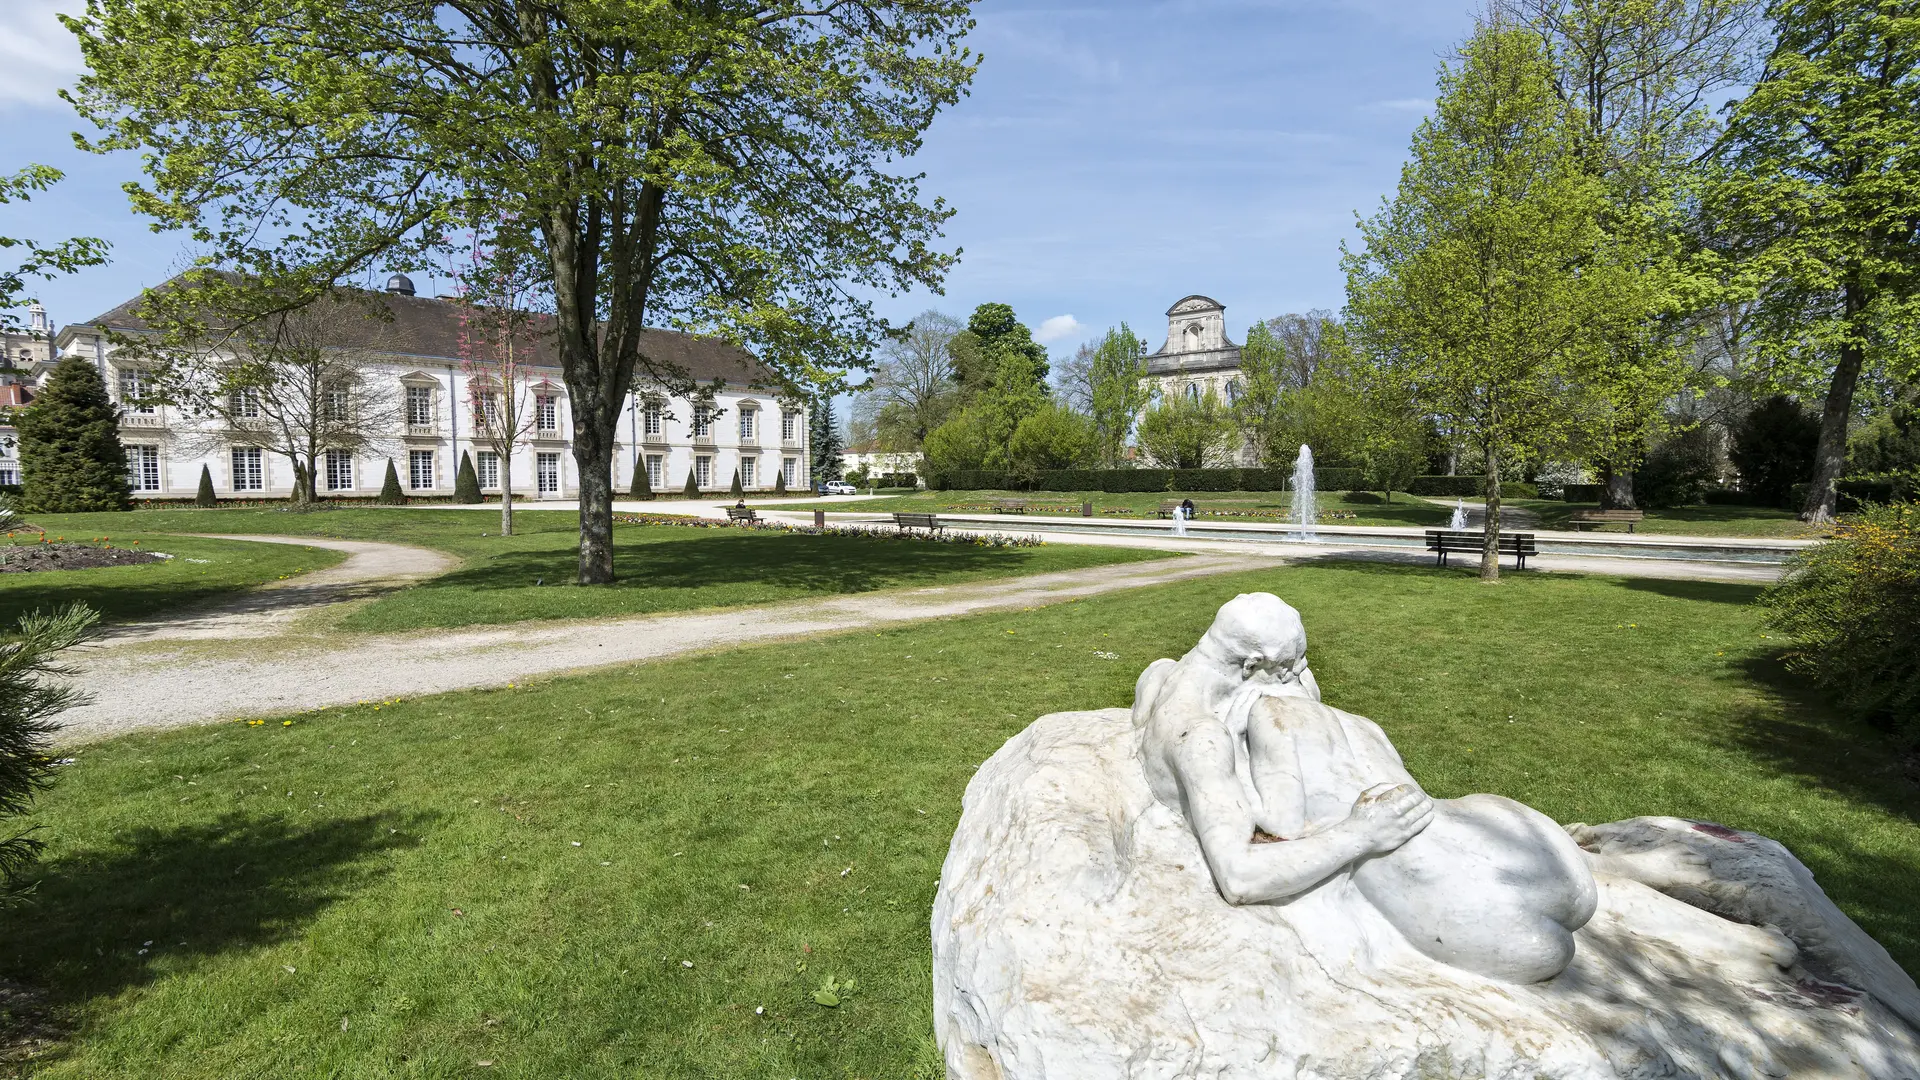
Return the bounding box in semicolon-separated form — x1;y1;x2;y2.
1199;592;1308;682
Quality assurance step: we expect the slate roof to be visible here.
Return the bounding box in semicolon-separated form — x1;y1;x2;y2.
80;278;774;388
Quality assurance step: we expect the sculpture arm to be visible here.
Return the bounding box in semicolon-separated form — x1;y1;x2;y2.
1170;725;1428;905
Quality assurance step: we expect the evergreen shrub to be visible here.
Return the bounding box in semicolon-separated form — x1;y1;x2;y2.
0;604;99;901
454;452;482;503
15;356;132;513
629;458;654;500
927;467;1363;493
376;460;406;504
682;470;699;499
1405;475;1537;499
195;465;217;507
772;470;786;496
729;468;744;497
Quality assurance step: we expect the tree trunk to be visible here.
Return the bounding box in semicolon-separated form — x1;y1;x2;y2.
1802;338;1864;525
500;481;515;537
1481;443;1502;583
291;461;313;505
573;423;615;583
1599;463;1636;511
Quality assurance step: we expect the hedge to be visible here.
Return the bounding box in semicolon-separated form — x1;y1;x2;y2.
1788;478;1913;513
1561;483;1604;503
926;467;1364;493
1404;475;1538;499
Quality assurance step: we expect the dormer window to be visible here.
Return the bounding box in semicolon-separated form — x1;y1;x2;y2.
406;385;434;426
535;393;558;433
693;406;711;438
119;368;155;414
229;386;261;418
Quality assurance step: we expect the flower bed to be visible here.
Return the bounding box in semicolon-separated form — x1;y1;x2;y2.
614;514;1044;548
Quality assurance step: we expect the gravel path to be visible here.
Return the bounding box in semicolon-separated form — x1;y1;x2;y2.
98;535;459;644
58;552;1270;743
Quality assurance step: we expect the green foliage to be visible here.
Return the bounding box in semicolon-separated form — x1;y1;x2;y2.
194;464;216;507
454;452;482;504
1345;24;1633;575
1135;381;1234;469
810;398;844;482
772;468;787;496
629;458;654;501
1635;427;1720;509
924;304;1054;474
811;973;855;1008
1008;402;1097;475
953;303;1050;394
928;467;1365;494
1084;324;1149;466
376;459;406;505
682;470;700;499
0;165;109;328
66;0;978;582
15;356;132;514
1850;394;1920;475
0;494;17;532
729;468;744;498
1708;0;1920;521
1404;476;1540;499
1730;396;1819;506
0;604;99;901
1766;502;1920;743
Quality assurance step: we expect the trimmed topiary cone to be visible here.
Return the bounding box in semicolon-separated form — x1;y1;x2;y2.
773;469;787;496
682;470;700;499
454;452;482;503
195;465;217;507
376;459;407;505
630;457;654;501
729;467;744;498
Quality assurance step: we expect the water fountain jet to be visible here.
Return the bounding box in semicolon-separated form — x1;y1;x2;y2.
1291;445;1317;540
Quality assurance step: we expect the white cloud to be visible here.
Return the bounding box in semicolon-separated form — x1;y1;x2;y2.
1363;98;1436;114
1035;314;1084;343
0;1;85;109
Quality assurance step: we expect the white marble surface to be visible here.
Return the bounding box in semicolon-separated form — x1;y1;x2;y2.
931;707;1920;1079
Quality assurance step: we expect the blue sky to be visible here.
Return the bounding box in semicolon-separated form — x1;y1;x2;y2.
1;0;1478;362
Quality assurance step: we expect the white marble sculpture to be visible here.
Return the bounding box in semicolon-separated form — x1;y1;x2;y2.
932;593;1920;1079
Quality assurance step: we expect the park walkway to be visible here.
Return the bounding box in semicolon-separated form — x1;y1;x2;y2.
58;549;1270;743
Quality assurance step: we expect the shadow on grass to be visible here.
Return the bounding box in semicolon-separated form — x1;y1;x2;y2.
1619;577;1765;606
419;530;1038;595
8;811;432;1007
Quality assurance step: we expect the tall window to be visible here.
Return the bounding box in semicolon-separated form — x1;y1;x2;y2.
324;449;354;491
782;457;797;485
738;409;756;440
406;385;433;426
409;449;435;490
119;368;155;414
231;447;263;491
0;441;17;488
693;406;711;438
474;392;501;431
229;386;261;418
535;393;557;433
643;403;663;438
128;445;161;491
1224;379;1240;404
695;454;712;488
323;385;351;422
740;457;756;488
645;454;664;489
781;412;797;441
536;452;560;495
476;450;499;490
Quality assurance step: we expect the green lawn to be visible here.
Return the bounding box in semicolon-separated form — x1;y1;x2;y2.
6;562;1913;1078
783;490;1825;538
0;535;347;631
775;488;1454;527
12;508;1165;632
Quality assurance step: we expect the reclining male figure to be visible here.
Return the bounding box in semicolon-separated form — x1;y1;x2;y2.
1133;593;1597;984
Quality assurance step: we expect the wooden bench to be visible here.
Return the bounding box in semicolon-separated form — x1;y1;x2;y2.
1156;500;1197;519
725;506;759;524
1425;530;1537;570
893;512;945;534
1567;508;1644;533
991;499;1027;514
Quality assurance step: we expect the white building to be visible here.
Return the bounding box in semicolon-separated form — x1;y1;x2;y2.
839;443;921;482
5;276;812;501
1145;294;1243;403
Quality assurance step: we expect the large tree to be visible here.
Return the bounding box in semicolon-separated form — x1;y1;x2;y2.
1082;324;1149;467
1502;0;1763;509
15;357;133;513
1135;380;1234;469
922;303;1051;474
1345;23;1627;580
67;0;977;581
1708;0;1920;523
856;309;961;451
1;165;108;331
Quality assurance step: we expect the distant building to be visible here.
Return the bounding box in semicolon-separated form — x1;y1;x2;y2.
0;303;55;488
6;277;813;500
839;442;920;483
1145;295;1242;404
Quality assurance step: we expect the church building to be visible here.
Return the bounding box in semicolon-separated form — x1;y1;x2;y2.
1144;294;1242;405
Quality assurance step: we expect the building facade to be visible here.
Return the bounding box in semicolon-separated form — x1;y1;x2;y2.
1145;294;1243;404
6;277;811;501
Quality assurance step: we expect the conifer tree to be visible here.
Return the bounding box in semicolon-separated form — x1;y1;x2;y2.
629;457;654;501
194;464;216;507
682;469;700;499
0;604;98;902
376;459;406;504
729;467;744;497
15;356;132;513
773;468;787;495
454;451;482;503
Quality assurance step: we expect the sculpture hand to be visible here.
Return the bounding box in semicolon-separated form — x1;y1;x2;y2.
1345;782;1433;854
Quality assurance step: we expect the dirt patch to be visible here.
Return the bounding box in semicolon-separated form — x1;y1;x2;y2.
0;543;166;573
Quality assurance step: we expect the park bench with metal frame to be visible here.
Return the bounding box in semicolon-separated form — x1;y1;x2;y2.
1567;509;1644;533
725;506;759;524
894;512;946;534
1425;529;1536;570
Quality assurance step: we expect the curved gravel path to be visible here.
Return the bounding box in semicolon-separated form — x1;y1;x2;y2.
98;535;459;644
57;552;1271;744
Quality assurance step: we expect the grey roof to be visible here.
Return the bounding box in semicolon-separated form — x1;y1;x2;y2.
80;278;774;388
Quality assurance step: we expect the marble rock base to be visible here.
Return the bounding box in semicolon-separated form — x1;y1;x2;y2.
931;708;1920;1079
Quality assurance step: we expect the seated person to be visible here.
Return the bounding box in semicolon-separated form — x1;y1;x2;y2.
1133;592;1597;984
